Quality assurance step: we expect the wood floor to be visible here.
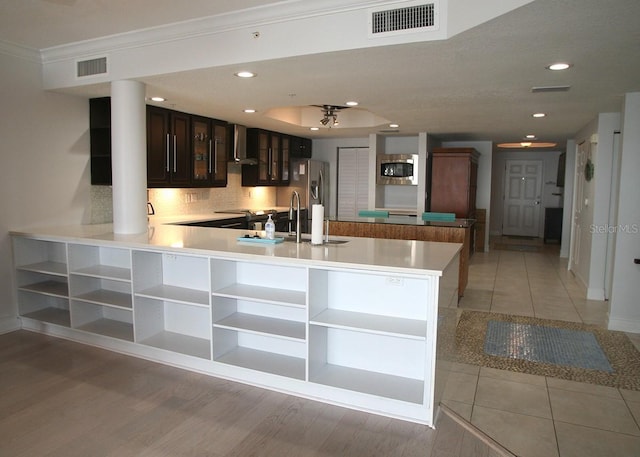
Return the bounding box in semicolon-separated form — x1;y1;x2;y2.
0;330;506;457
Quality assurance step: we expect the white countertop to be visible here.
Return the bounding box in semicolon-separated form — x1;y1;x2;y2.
11;222;461;276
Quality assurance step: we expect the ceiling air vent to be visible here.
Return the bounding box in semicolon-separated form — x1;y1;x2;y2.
369;1;438;37
77;57;107;78
531;85;571;93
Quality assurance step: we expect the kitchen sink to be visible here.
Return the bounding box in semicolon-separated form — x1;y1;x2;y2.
282;235;348;245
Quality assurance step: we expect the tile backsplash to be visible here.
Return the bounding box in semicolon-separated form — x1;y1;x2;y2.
89;164;276;224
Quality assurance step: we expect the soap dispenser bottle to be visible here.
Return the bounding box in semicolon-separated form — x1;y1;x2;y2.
265;214;275;240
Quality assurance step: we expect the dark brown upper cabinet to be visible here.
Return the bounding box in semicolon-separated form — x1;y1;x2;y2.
147;106;191;188
242;129;288;186
191;116;228;187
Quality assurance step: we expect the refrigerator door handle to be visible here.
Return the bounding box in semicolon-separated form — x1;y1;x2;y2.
319;168;325;206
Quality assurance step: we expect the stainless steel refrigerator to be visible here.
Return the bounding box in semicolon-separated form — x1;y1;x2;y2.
276;159;329;233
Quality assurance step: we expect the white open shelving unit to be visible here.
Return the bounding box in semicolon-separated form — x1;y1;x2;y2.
211;258;307;380
308;267;433;405
133;250;211;359
68;244;134;341
11;233;455;426
14;237;70;327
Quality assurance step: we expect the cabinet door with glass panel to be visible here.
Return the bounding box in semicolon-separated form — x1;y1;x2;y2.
191;116;228;187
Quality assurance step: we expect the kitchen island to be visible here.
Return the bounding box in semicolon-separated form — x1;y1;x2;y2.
329;215;475;299
11;223;460;426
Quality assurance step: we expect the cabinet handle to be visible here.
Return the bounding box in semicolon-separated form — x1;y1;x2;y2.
213;138;218;174
208;139;213;174
173;135;177;173
165;133;170;172
268;147;272;176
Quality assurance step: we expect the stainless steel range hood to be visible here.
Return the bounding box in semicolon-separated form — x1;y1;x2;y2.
229;124;257;165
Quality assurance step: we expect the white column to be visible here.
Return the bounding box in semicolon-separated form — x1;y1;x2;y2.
111;80;147;234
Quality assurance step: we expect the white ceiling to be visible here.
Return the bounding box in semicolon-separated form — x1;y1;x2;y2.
1;0;639;148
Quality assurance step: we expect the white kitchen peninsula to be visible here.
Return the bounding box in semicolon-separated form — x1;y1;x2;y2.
11;223;460;426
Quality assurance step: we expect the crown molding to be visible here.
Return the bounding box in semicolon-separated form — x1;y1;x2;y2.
40;0;402;63
0;40;41;63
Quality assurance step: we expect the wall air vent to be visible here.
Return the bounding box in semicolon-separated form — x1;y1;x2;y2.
531;85;571;93
369;1;438;37
77;57;107;78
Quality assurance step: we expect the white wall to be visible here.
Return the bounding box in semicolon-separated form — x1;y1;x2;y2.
560;140;576;258
0;48;91;331
571;113;620;299
609;92;640;332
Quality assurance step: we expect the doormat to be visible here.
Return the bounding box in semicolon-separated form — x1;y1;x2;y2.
451;311;640;390
505;235;536;240
484;321;613;372
493;243;541;253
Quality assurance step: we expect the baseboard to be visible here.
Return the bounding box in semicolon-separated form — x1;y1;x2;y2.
607;317;640;333
587;287;605;301
0;315;21;334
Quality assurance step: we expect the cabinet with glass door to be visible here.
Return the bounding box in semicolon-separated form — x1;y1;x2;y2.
191;116;228;187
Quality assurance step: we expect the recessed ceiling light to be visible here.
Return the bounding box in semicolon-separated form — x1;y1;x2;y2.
546;62;572;71
389;123;399;128
310;127;319;131
243;109;256;113
498;142;557;149
345;101;359;106
149;96;165;102
532;112;546;118
235;71;256;78
525;134;536;139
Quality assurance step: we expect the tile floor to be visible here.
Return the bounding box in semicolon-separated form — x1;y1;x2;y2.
442;238;640;457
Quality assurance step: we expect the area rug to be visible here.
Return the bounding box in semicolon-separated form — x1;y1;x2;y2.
452;310;640;390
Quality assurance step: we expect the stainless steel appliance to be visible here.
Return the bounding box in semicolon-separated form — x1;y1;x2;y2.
276;159;329;233
376;154;419;185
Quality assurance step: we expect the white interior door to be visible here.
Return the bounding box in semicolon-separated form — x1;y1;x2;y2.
502;160;543;237
337;147;369;219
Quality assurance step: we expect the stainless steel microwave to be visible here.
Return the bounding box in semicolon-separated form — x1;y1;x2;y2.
376;154;419;185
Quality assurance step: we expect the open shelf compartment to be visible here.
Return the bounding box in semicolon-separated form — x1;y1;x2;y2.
308;268;431;339
308;325;427;404
211;258;307;308
18;290;70;327
213;327;306;380
133;250;210;307
70;300;133;341
70;275;132;309
68;244;131;282
13;238;67;276
134;296;211;359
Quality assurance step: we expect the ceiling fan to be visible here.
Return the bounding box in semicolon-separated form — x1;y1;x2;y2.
314;104;350;127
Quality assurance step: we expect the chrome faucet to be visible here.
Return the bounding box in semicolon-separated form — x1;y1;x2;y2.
289;190;301;243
